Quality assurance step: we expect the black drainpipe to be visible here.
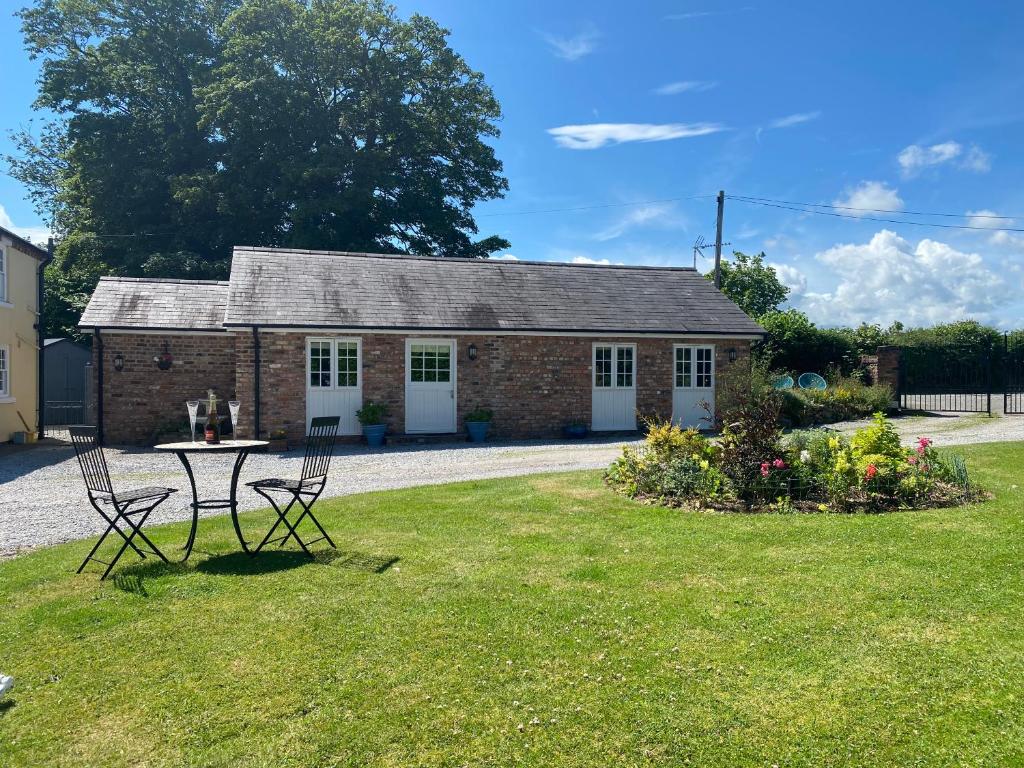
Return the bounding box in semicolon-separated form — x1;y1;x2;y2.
36;238;54;437
96;329;105;444
252;326;261;438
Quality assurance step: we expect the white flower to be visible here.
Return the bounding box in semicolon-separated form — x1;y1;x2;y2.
800;450;811;463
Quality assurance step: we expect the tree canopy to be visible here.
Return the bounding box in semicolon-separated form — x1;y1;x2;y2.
707;251;790;319
11;0;510;337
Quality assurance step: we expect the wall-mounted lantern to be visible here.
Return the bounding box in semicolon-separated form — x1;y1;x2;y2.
112;352;124;372
154;341;173;371
467;342;478;361
728;348;738;364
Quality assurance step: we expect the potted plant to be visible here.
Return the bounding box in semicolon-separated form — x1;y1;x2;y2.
267;428;288;452
464;407;493;443
357;402;388;447
563;418;589;439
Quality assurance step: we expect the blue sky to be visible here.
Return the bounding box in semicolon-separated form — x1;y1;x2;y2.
3;1;1024;327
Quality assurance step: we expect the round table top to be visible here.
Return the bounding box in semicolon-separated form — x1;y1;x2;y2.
153;439;269;453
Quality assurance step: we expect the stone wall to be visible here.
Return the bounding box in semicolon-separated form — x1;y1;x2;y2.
860;345;901;392
96;332;236;444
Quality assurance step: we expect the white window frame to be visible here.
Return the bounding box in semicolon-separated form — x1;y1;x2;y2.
405;339;456;386
593;343;636;389
0;345;9;398
306;337;361;391
674;344;715;391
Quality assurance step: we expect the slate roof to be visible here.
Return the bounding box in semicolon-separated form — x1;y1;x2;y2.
79;277;230;331
222;247;764;336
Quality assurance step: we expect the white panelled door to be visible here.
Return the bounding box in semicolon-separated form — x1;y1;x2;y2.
591;343;637;431
672;345;715;429
405;339;457;433
305;337;362;435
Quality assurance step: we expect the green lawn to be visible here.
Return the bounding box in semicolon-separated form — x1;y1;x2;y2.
2;443;1024;767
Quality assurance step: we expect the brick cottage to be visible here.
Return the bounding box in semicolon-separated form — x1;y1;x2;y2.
79;248;765;444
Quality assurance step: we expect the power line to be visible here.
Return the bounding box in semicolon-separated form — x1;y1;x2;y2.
475;194;716;217
730;193;1020;220
728;195;1024;233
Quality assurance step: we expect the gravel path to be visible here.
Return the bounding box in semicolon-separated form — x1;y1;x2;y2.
4;409;1022;559
0;437;638;558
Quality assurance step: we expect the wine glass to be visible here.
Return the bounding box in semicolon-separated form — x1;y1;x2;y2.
228;401;240;438
186;400;200;443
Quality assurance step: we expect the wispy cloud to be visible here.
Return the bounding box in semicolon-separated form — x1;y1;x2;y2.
491;253;519;260
547;122;726;150
965;210;1012;229
666;6;754;20
593;203;683;242
571;255;613;265
653;80;718;96
833;181;903;214
897;141;992;177
541;25;599;61
769;111;821;129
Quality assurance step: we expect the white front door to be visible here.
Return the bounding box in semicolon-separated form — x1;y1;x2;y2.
591;343;637;431
405;339;457;433
306;337;362;435
672;345;715;429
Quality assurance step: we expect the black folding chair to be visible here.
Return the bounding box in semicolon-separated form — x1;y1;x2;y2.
246;416;340;557
70;426;177;579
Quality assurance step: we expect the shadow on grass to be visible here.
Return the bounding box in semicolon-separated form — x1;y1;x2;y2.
0;700;14;716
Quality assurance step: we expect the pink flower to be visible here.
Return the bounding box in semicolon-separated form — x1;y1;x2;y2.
916;445;926;456
773;458;786;469
907;455;918;465
760;462;770;478
917;437;932;453
865;464;878;480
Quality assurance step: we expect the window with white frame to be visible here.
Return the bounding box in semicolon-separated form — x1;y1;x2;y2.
0;247;7;304
594;344;635;388
675;345;714;389
409;343;451;383
308;339;360;389
0;346;9;397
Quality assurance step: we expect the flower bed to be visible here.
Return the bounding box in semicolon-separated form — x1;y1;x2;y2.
606;412;982;513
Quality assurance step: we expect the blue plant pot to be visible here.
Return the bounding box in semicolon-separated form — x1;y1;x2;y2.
362;424;387;448
466;421;490;443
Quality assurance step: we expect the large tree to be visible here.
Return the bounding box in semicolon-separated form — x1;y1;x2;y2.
11;0;509;337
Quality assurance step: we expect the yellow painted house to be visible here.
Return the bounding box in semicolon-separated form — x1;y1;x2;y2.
0;226;51;441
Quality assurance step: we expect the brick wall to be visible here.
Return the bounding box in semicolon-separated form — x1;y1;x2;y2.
860;345;901;392
103;330;752;442
96;333;236;444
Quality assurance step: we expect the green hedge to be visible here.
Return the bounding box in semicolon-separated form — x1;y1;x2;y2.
780;382;893;427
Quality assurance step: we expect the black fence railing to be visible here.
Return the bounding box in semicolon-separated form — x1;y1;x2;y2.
44;400;86;427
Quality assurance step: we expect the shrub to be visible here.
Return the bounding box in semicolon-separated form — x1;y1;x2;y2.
642;419;716;464
464;407;494;422
356;402;388;426
780;381;893;427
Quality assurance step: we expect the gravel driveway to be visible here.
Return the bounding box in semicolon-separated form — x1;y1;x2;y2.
0;437;638;558
4;409;1022;560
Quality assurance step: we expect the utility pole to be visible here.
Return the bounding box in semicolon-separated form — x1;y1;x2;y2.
714;190;725;288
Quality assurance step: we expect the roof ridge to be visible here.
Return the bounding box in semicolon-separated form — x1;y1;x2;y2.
98;276;229;286
231;246;697;272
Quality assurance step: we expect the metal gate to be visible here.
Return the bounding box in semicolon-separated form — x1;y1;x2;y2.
1005;342;1024;414
898;346;992;414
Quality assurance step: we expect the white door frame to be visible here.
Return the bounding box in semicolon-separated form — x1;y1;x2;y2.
591;342;638;431
672;343;715;429
404;338;458;433
305;336;363;435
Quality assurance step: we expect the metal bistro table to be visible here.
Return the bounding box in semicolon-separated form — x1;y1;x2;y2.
153;439;269;559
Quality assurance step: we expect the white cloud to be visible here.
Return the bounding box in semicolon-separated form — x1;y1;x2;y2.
768;262;807;298
897;141;991;177
962;145;992;173
833;181;903;214
593;203;683;242
491;253;519;261
798;230;1016;326
0;204;51;244
653;80;717;96
541;26;599;61
666;7;754;20
571;256;612;265
965;209;1010;229
547;122;726;150
768;111;821;129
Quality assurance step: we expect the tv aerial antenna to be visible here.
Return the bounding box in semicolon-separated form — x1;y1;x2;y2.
692;235;730;269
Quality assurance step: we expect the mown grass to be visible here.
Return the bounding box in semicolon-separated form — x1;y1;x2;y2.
2;442;1023;767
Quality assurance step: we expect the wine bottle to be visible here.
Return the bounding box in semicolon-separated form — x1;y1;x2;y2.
204;391;220;444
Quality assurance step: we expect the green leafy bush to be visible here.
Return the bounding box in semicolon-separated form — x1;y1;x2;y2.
780;381;893;427
356;402;388;426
